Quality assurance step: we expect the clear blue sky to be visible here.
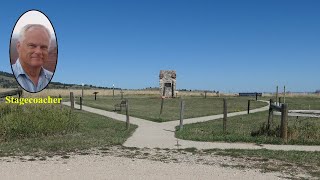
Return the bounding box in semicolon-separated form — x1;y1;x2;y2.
0;0;319;92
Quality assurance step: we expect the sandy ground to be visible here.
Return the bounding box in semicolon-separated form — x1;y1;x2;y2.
1;154;284;180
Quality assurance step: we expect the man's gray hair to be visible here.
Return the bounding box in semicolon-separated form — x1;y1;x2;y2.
19;24;52;44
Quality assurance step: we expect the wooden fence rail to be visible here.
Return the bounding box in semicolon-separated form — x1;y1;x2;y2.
0;89;23;98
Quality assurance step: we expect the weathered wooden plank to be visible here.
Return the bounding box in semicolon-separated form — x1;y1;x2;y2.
0;89;22;98
270;104;282;112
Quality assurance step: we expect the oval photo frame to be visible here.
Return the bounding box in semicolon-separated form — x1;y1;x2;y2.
10;10;58;93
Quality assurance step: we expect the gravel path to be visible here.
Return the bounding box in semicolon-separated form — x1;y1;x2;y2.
1;154;285;180
62;101;320;151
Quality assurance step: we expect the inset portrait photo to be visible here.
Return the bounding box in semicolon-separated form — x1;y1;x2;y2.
10;10;58;93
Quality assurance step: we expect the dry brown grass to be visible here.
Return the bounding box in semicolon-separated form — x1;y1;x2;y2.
0;88;16;93
1;88;318;98
0;88;227;98
263;93;320;97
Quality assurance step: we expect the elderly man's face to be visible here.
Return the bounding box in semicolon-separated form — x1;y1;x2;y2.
17;27;50;68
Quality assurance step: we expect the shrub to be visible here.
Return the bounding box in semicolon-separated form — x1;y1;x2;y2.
251;122;280;137
251;118;320;144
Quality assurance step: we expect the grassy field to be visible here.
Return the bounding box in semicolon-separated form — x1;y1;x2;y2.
176;109;320;145
261;96;320;110
176;96;320;145
0;104;78;141
80;95;267;122
0;104;137;156
0;88;226;98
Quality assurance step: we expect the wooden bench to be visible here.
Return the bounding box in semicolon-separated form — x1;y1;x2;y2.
114;100;127;111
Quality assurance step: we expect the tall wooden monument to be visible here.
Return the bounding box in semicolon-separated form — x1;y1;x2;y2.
159;70;176;98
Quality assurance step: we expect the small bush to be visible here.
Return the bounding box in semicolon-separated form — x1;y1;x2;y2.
0;104;79;141
251;122;280;137
251;118;320;144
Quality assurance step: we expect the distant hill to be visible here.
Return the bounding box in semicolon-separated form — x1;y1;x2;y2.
0;70;114;90
0;71;19;88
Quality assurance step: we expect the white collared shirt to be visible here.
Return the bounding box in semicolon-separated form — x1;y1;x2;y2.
12;59;53;92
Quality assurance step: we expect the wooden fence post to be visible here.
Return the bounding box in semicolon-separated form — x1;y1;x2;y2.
172;80;174;98
267;99;273;130
120;90;124;99
82;86;84;98
283;86;286;103
160;97;164;115
80;97;82;110
162;86;166;97
276;86;279;105
126;99;130;130
18;89;23;98
247;100;251;114
113;84;115;100
204;91;207;99
280;104;288;143
59;94;62;110
179;100;185;130
70;92;74;110
255;93;258;101
223;98;227;134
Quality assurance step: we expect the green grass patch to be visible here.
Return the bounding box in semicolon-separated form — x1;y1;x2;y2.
176;111;320;145
261;96;320;110
0;104;78;141
81;95;267;122
0;104;137;156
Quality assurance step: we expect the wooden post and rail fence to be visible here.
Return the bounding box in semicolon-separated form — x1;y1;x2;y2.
178;98;228;134
69;91;131;129
0;89;23;99
224;97;288;142
267;99;288;143
68;92;82;111
68;90;288;142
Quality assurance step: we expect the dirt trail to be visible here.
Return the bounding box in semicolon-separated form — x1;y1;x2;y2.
1;153;285;180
